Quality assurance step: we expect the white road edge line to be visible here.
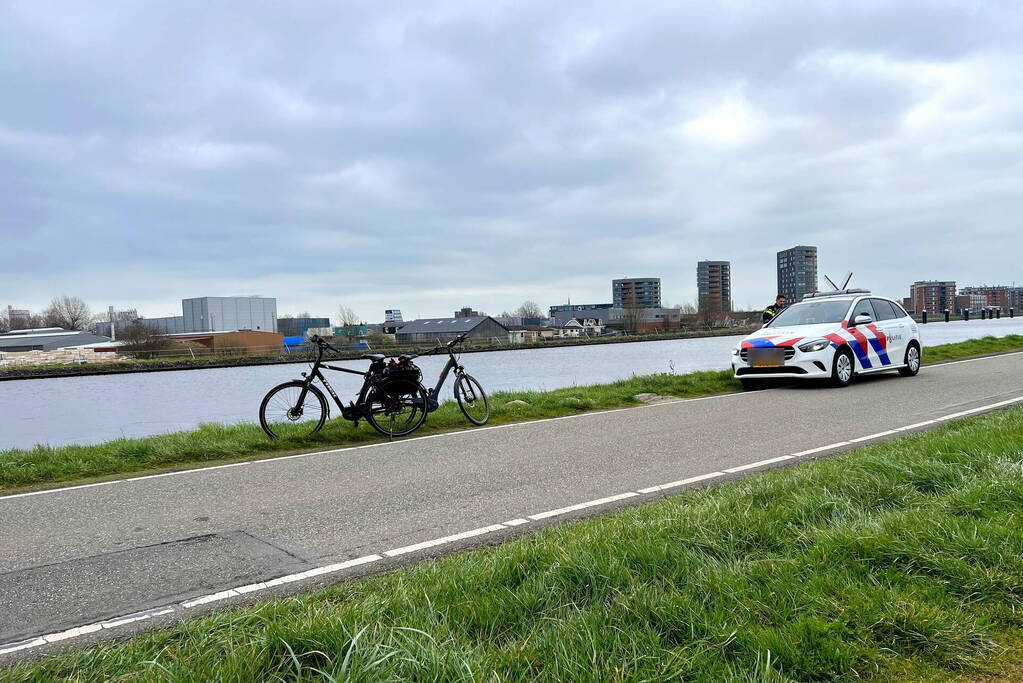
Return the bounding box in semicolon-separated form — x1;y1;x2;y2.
2;393;1022;656
4;350;1021;503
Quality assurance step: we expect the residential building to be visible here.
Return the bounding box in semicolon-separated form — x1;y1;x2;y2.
959;285;1021;311
776;246;818;302
454;307;483;318
955;294;988;313
549;303;613;315
697;261;732;313
549;305;616;327
613;278;662;309
909;281;956;314
277;317;330;337
394;316;509;345
548;317;605;339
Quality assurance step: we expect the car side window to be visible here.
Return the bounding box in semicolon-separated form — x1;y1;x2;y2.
849;299;874;322
892;302;909;318
870;299;898;321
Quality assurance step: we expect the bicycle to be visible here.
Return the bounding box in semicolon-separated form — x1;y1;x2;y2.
404;333;490;426
259;335;428;439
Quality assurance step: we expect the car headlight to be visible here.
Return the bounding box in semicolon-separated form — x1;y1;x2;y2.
731;347;740;356
798;339;830;353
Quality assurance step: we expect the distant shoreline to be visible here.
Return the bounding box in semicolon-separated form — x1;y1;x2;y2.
0;326;757;382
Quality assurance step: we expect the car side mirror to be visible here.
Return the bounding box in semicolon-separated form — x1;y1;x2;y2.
852;313;872;326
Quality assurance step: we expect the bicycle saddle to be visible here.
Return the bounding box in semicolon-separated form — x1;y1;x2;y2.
360;353;386;361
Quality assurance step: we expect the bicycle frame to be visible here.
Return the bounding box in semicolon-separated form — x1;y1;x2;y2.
296;345;380;421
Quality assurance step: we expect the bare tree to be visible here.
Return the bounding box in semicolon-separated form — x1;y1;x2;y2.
677;301;698;315
336;304;362;341
0;309;9;333
514;300;544;319
119;323;174;359
43;295;92;330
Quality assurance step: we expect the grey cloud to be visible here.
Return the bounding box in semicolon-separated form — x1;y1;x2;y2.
1;0;1021;319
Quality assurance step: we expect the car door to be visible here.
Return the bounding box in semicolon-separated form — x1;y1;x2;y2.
867;299;903;367
845;298;878;371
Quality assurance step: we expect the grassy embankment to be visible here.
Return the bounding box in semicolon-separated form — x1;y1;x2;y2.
1;335;1021;495
5;404;1023;681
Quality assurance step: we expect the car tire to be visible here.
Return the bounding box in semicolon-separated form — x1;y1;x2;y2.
830;347;855;387
899;342;921;377
740;378;765;391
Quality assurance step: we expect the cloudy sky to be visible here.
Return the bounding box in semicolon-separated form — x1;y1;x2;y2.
2;1;1021;321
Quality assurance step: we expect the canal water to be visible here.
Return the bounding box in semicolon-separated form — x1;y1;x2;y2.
2;317;1022;451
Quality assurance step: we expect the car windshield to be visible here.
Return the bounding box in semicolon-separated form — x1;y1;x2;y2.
768;300;850;327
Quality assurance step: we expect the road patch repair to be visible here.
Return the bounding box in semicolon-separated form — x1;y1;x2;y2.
0;531;312;646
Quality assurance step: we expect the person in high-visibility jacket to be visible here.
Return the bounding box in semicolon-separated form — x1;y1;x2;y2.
762;294;788;325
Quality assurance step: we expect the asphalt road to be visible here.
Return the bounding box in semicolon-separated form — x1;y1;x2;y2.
2;351;1023;657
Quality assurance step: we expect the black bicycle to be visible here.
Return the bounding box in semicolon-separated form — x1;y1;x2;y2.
259;335;428;439
407;333;490;426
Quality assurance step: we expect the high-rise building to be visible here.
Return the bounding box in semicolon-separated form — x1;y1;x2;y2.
697;261;732;313
909;281;956;314
612;278;661;309
454;307;483;318
776;246;818;302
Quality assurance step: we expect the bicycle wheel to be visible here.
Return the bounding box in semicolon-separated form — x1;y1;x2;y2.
259;381;328;439
365;379;428;438
455;373;490;426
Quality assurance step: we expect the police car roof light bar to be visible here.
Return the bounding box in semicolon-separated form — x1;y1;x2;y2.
802;288;871;301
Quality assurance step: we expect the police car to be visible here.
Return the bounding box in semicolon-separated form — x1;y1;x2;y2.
731;289;922;389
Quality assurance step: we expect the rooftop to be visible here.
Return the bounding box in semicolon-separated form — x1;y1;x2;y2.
396;316;503;335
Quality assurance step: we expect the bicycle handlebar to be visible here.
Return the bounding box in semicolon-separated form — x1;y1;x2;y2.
310;334;340;354
308;332;466;360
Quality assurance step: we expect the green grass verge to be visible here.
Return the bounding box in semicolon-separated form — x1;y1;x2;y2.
0;370;737;493
922;335;1023;363
5;405;1023;681
1;335;1020;495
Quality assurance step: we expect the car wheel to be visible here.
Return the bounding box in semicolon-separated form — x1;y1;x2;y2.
830;347;854;387
899;343;921;377
740;378;765;391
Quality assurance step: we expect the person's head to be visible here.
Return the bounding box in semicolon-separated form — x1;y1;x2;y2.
776;294;787;307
